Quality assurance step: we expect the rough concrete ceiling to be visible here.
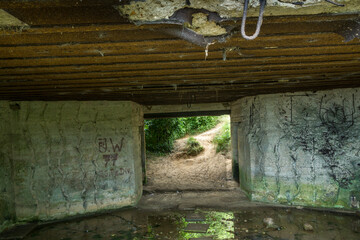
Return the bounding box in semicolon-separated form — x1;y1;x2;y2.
0;0;359;105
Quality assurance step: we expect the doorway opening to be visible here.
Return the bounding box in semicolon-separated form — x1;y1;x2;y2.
143;113;238;192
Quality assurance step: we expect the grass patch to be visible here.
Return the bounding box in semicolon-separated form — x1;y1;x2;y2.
213;121;231;153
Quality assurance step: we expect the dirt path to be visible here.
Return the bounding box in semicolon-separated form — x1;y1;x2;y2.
145;117;237;191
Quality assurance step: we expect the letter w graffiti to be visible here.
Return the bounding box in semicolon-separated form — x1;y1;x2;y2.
110;137;124;152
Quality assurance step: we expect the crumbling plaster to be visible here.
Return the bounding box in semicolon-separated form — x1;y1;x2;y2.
232;87;360;209
0;101;144;232
117;0;359;22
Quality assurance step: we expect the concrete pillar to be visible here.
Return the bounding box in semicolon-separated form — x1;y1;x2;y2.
230;122;239;182
232;88;360;210
0;101;144;230
140;125;146;184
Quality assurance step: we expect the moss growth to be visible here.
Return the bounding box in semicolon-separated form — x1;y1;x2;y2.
238;167;252;199
251;176;355;209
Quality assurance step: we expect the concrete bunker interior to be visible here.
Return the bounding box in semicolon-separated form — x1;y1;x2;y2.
0;0;360;239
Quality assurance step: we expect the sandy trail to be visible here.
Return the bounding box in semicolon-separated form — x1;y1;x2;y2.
145;118;237;191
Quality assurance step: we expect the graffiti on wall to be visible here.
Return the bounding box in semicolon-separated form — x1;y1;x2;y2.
274;93;360;204
97;137;132;180
98;137;125;167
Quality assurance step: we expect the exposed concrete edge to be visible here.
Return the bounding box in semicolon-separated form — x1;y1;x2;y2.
230;86;359;122
143;102;231;114
0;9;29;30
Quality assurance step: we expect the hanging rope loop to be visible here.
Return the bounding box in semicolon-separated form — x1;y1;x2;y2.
241;0;267;40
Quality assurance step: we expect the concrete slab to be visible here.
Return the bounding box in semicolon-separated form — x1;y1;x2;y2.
178;204;196;211
184;223;209;233
185;213;206;222
189;238;213;240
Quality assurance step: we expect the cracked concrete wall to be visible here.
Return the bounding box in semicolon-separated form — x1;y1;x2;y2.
232;88;360;209
0;101;143;229
0;102;16;232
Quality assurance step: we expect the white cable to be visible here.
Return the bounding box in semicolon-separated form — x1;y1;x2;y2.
241;0;267;40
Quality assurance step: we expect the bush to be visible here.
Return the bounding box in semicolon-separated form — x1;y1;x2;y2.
145;116;219;153
145;118;182;153
181;116;219;136
186;137;204;156
213;122;231;153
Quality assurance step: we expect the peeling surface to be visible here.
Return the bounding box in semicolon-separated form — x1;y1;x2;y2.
117;0;186;22
116;0;360;21
115;0;360;43
338;18;360;42
186;12;227;36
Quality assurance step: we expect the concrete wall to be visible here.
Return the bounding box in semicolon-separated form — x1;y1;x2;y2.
232;88;360;209
0;101;143;231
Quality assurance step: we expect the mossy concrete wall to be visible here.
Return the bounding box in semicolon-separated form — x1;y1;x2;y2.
0;101;143;231
232;88;360;209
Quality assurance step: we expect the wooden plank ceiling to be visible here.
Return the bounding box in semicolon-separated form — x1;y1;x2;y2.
0;1;360;105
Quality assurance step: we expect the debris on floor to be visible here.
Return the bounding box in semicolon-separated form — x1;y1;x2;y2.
303;222;314;231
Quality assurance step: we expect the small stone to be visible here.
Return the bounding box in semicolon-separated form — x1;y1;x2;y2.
303;223;314;231
263;218;275;227
263;217;280;230
244;219;248;223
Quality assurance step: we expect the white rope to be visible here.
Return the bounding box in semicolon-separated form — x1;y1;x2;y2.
241;0;267;40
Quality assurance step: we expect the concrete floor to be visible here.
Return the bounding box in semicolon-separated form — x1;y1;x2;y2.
2;190;358;240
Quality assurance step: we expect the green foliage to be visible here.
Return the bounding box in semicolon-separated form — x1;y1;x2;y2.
180;116;219;136
213;122;231;153
145;118;182;153
145;116;219;153
186;137;204;156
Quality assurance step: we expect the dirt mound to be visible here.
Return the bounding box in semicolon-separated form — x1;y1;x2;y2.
145;118;237;191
